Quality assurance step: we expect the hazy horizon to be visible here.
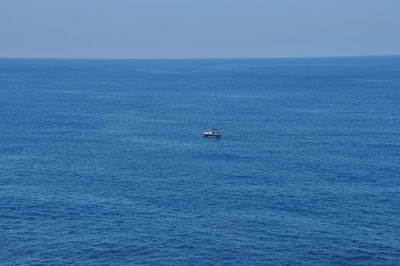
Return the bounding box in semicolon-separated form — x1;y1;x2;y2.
1;54;400;60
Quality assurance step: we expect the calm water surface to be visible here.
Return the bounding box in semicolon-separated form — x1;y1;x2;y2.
0;57;399;265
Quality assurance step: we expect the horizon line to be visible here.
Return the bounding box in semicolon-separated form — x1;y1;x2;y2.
0;54;399;61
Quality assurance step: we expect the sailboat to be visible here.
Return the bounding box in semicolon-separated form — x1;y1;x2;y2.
203;111;222;137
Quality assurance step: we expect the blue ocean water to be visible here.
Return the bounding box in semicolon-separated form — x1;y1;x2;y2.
0;57;399;265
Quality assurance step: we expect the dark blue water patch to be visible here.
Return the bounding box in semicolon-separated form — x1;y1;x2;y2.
0;57;399;265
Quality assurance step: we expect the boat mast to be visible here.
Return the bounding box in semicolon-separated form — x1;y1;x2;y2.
208;110;211;131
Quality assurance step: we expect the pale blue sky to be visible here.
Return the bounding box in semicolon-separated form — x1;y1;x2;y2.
1;0;400;58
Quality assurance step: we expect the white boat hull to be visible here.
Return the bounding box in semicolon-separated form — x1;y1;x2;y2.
203;131;222;137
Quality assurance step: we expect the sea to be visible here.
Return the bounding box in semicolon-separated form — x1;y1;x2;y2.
0;56;399;265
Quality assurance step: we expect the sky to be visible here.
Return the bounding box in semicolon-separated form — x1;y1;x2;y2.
1;0;400;59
